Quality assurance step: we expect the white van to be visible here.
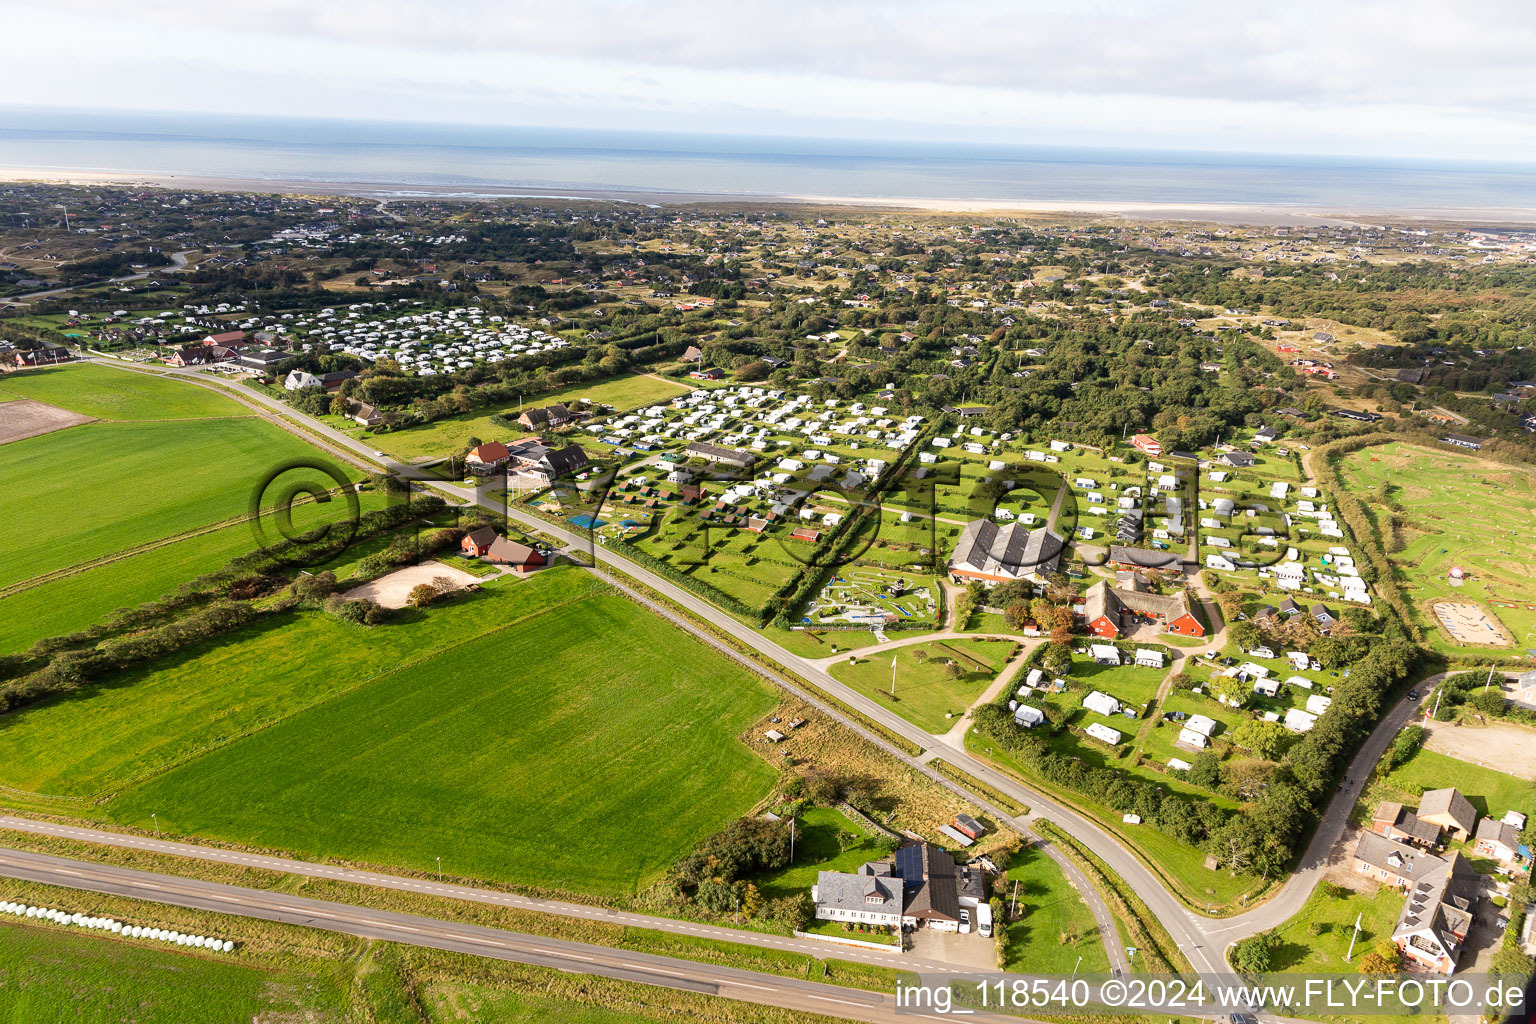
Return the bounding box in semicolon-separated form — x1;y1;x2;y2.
976;902;993;939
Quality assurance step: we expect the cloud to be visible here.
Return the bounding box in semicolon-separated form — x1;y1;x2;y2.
5;0;1536;159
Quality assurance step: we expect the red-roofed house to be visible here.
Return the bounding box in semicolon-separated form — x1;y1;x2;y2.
203;330;247;348
1131;434;1163;456
466;441;510;474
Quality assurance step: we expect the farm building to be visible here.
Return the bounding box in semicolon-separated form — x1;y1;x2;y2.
484;537;545;573
1079;580;1205;638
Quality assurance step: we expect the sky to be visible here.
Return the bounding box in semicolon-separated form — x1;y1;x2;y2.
8;0;1536;161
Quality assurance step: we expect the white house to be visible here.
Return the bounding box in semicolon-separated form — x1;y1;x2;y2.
1253;678;1281;698
1178;727;1210;748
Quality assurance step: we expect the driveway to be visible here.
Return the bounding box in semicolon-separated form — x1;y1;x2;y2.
907;924;997;969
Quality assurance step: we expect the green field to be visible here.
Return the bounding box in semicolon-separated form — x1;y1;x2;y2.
1337;441;1536;647
0;417;351;589
1002;843;1112;974
86;576;776;895
830;638;1012;733
0;363;246;420
0;492;388;655
0;922;348;1023
373;374;693;460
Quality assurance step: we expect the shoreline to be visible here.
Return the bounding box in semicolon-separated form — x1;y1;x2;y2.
4;166;1536;226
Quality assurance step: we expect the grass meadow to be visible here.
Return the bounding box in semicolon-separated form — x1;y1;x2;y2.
0;921;348;1023
0;491;389;655
1337;441;1536;648
97;579;777;895
1002;842;1111;974
0;417;350;588
0;363;245;420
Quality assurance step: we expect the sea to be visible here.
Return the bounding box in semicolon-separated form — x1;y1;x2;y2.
2;108;1535;216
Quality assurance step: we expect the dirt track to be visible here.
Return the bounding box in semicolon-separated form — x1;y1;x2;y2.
342;562;482;609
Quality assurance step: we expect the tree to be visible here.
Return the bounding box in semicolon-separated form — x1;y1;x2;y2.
430;575;458;595
1208;673;1250;709
1218;590;1246;622
407;583;437;608
1004;600;1033;631
1233;719;1290;760
1471;689;1507;717
1229;620;1262;651
1041;643;1072;678
1189;750;1222;790
1231;933;1278;973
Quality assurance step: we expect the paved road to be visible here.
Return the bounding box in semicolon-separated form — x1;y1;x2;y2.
0;815;929;973
67;358;1433;976
0;847;998;1024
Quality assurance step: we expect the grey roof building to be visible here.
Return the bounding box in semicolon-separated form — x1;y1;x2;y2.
948;521;1064;585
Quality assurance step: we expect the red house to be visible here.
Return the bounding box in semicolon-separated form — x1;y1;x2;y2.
461;526;498;558
1079;580;1206;639
789;526;822;543
1130;434;1163;456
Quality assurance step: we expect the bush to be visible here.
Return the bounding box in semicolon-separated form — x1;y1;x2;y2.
407;583;437;608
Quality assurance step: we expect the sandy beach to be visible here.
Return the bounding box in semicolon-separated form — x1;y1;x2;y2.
4;166;1536;226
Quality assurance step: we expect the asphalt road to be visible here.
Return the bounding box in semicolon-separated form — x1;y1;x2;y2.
0;815;932;973
67;358;1436;979
0;848;972;1024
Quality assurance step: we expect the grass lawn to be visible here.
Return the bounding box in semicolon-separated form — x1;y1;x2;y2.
0;492;388;655
0;417;355;589
0;363;246;420
0;922;348;1023
105;586;779;896
1380;748;1536;823
752;806;884;901
373;374;692;461
830;638;1013;734
1002;843;1111;974
1265;882;1403;971
1337;441;1536;648
1067;654;1168;709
